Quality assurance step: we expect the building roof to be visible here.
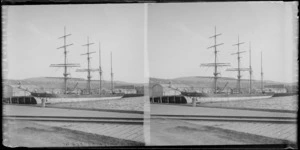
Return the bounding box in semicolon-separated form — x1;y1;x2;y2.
150;83;196;96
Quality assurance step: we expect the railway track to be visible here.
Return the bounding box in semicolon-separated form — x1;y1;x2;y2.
3;114;296;124
150;114;297;124
3;115;144;125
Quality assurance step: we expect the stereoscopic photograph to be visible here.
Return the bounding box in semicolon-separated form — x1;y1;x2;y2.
2;1;298;148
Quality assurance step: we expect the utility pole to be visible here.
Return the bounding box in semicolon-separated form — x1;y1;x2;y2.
201;26;229;93
52;27;79;94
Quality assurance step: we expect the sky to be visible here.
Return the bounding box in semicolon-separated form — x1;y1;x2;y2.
5;4;145;83
148;2;298;83
4;2;298;84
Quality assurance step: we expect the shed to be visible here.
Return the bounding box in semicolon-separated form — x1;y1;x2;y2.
3;85;13;98
149;83;195;104
2;84;36;104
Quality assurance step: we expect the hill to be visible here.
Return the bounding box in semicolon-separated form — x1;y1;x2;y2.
4;77;143;91
150;76;295;90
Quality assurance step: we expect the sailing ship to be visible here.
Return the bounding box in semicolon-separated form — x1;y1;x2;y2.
24;27;124;104
175;27;273;103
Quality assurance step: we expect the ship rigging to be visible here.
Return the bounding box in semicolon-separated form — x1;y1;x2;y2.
200;26;230;93
226;36;250;93
50;27;80;94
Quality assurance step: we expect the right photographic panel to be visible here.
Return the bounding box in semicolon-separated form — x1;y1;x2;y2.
147;2;298;146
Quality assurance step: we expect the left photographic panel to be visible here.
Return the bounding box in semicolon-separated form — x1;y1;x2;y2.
2;4;147;147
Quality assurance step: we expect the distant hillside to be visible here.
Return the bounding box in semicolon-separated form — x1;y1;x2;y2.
150;76;295;90
174;76;236;81
4;77;143;91
4;76;297;92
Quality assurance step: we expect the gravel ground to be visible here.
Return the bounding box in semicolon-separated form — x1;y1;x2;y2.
3;120;144;147
150;119;291;145
199;96;298;111
49;97;147;111
187;121;297;143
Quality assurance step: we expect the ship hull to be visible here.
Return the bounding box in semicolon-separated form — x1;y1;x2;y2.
31;93;124;104
184;93;273;104
272;93;297;97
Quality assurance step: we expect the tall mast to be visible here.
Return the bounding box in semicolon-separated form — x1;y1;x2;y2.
99;42;102;95
213;27;219;93
249;42;252;94
62;27;69;94
236;36;244;93
201;26;229;93
52;27;79;94
261;51;264;93
81;37;95;94
110;52;114;92
233;36;244;93
226;36;249;94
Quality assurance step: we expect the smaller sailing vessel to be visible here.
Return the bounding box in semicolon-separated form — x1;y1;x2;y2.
22;27;123;104
176;27;273;103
